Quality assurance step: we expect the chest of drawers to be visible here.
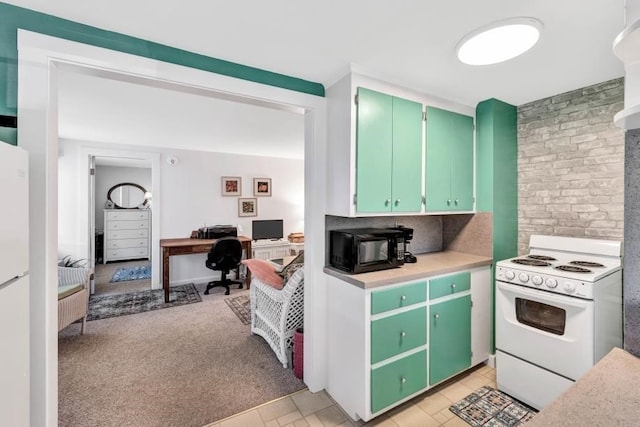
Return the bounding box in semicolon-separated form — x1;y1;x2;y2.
103;209;150;263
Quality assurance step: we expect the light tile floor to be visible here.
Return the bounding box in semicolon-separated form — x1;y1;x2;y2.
205;364;496;427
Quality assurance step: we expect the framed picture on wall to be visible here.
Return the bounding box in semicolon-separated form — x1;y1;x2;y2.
221;176;242;196
253;177;272;196
238;198;257;217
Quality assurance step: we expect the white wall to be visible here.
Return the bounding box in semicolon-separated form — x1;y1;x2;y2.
95;165;152;230
161;146;304;285
59;138;304;284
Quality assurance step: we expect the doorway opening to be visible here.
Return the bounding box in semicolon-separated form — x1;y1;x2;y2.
92;156;153;296
53;61;309;424
19;30;326;427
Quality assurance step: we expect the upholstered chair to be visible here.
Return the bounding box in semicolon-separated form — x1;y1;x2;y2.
58;266;92;334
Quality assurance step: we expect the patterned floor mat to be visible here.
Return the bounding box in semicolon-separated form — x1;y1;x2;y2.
449;385;537;426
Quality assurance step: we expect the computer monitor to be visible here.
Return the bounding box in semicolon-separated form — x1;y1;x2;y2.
252;219;283;240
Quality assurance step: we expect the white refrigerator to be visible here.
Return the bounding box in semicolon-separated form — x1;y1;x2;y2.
0;142;30;425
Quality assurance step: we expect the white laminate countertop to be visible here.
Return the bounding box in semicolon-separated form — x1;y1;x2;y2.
323;251;493;289
526;347;640;427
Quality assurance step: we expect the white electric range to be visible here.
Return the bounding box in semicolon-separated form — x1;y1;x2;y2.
495;235;622;410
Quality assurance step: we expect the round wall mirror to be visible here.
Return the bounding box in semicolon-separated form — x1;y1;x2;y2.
107;182;148;209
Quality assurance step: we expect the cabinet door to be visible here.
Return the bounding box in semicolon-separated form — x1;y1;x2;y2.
356;87;393;212
424;106;453;211
429;295;471;385
391;96;423;212
450;112;474;210
425;107;475;212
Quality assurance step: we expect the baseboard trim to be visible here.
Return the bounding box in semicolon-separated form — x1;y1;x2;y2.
486;354;496;368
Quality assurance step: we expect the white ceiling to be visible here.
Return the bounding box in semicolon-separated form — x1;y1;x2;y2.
9;0;627;157
57;70;306;159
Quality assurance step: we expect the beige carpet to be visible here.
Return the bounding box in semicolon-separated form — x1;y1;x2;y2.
58;282;305;427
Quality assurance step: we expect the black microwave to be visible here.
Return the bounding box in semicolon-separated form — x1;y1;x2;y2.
329;228;405;274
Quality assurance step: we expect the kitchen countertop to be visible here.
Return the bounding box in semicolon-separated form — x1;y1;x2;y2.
323;250;493;289
526;347;640;427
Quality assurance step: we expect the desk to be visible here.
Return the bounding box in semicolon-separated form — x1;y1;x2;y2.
160;236;252;303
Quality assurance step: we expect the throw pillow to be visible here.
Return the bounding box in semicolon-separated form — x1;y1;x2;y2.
242;259;284;289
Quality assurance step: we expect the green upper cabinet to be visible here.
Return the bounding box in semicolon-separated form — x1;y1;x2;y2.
391;97;423;212
425;106;474;211
356;87;422;213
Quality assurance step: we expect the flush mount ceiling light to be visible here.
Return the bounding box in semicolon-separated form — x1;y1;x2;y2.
456;17;543;65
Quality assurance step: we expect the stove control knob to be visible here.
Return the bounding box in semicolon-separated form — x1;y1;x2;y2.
518;273;529;283
532;276;543;286
564;282;576;293
505;270;515;280
545;278;558;288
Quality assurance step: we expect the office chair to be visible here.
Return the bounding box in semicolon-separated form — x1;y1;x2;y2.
205;237;244;295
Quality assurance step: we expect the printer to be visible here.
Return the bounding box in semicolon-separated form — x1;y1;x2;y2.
197;225;238;239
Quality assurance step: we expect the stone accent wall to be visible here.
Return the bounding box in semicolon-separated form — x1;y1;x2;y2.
517;78;625;254
624;128;640;357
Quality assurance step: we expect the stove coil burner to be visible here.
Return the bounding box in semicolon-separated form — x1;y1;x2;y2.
555;265;591;273
569;261;605;268
511;258;552;267
527;255;557;261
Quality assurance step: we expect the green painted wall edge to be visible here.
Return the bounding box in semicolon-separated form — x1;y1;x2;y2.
475;97;518;353
0;3;326;145
476;97;518;261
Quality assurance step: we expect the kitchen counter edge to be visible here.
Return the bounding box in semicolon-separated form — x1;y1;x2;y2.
323;251;493;289
526;347;640;426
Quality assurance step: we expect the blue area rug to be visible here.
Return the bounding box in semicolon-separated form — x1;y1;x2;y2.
110;265;152;282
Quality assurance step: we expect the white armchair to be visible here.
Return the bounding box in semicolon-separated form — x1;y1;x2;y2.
250;267;304;368
58;266;91;334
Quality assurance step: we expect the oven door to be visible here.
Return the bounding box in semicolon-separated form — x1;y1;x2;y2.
496;280;594;380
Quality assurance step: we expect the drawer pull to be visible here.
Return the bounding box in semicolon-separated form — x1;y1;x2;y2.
400;376;407;384
451;283;456;289
434;313;439;319
400;331;406;337
400;295;407;301
447;199;451;205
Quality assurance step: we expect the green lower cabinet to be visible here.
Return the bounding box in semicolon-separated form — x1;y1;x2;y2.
371;281;427;315
429;272;470;300
429;296;472;385
371;307;427;363
371;350;427;413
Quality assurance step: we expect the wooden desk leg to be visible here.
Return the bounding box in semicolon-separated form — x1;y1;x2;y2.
244;240;252;289
162;247;170;303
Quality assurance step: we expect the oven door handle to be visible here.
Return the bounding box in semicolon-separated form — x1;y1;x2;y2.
497;281;592;309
